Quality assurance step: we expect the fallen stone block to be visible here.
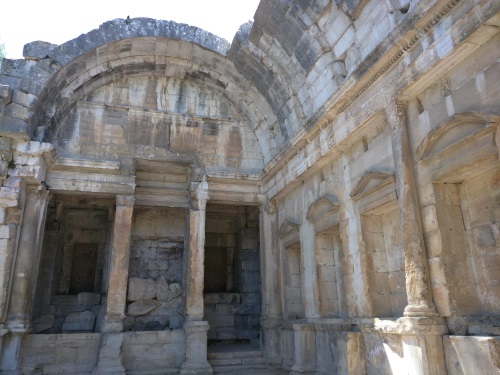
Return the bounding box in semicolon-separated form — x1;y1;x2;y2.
127;277;156;301
62;311;95;331
78;292;101;305
127;299;160;317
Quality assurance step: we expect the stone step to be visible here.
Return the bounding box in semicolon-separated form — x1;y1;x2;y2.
208;350;263;360
209;356;266;366
212;363;270;373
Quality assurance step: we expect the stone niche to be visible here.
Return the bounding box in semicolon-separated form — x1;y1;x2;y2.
280;218;304;320
203;205;261;345
32;196;113;333
418;113;500;320
351;172;407;317
307;195;347;318
125;207;186;331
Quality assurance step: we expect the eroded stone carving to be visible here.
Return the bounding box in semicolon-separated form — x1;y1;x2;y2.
127;277;157;301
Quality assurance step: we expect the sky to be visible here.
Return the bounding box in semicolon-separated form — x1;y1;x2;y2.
0;0;261;59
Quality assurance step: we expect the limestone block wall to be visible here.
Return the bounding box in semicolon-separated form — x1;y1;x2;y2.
124;208;185;331
18;331;186;374
20;333;100;374
406;34;500;326
53;76;264;174
121;330;186;372
444;336;500;375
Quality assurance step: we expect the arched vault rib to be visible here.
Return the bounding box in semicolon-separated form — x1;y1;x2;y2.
31;38;280;164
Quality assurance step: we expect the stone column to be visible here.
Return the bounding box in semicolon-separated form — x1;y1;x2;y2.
181;177;212;375
0;177;24;325
101;194;135;332
386;100;438;318
94;195;134;375
1;184;49;374
290;323;316;374
299;219;319;319
259;199;282;363
5;184;49;329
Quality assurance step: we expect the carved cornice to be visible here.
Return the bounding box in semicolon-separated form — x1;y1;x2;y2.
337;0;461;115
52;157;121;175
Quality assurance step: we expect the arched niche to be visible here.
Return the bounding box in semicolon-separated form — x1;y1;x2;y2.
279;217;303;319
351;170;406;317
307;195;347;318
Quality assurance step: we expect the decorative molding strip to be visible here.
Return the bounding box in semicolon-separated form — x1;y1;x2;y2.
337;0;462;115
52;156;121;175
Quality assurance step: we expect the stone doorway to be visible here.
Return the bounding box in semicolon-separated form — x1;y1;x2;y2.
203;204;261;348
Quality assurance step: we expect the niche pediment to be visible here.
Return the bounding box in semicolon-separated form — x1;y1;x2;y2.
417;112;499;161
279;218;300;238
307;194;341;233
350;172;396;200
307;195;340;222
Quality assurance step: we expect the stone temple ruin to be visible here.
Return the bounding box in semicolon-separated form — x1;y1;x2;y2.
0;0;499;374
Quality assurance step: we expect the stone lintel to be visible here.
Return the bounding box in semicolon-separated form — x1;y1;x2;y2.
46;170;135;195
356;317;448;336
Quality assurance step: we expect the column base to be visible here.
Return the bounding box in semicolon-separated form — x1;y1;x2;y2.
397;316;448;335
180;363;214;375
0;330;25;374
291;323;316;373
261;318;282;361
181;321;212;375
404;304;439;318
100;313;124;334
93;333;125;374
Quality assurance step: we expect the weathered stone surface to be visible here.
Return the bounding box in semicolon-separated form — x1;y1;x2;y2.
127;277;157;302
62;311;96;331
78;292;101;305
0;85;13;104
127;299;160;317
0;115;30;139
22;41;58;60
156;277;182;302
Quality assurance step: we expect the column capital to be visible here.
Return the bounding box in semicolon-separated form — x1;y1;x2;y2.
116;194;135;207
25;184;50;199
386;99;409;130
189;176;208;211
261;198;277;215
